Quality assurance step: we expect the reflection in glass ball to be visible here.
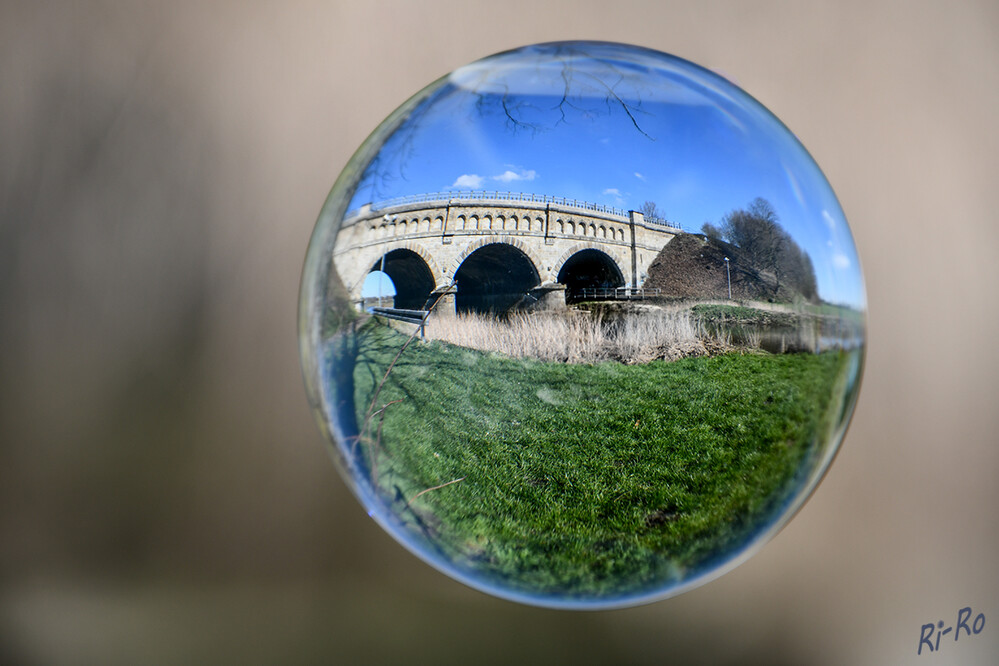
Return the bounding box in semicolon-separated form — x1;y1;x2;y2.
300;42;865;609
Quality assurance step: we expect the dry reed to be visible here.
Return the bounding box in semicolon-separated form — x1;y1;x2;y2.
424;308;714;364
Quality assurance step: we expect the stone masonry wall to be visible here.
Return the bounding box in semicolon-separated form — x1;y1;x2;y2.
333;198;678;298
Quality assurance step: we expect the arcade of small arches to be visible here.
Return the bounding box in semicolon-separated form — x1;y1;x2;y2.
365;212;631;243
333;197;679;314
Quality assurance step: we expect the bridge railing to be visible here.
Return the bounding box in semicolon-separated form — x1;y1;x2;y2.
370;307;430;338
573;287;662;301
346;190;629;220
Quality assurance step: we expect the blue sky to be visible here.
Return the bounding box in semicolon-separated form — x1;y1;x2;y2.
362;271;395;298
352;43;864;308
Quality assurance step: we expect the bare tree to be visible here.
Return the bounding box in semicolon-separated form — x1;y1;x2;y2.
700;221;723;241
352;43;660;205
782;243;818;301
721;198;817;300
641;201;663;221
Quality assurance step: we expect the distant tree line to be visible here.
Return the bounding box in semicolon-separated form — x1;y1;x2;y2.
702;198;818;301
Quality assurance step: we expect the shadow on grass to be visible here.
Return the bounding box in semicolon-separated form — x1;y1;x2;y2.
326;315;860;600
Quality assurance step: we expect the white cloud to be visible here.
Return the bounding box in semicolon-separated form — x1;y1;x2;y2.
832;253;851;270
452;174;484;188
822;210;837;230
492;169;536;183
603;188;626;205
634;172;646;182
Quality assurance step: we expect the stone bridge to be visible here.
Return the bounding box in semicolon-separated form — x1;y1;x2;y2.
333;192;680;313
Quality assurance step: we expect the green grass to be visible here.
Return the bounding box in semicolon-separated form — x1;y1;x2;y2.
338;318;854;599
691;303;799;327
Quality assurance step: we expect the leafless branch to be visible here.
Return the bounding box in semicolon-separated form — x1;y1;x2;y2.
407;477;466;506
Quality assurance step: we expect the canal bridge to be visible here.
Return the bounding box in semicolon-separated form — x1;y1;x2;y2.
333;192;681;313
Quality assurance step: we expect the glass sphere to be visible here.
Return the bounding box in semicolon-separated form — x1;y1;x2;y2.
300;41;865;609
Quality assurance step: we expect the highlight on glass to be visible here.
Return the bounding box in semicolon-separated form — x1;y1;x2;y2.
300;42;865;609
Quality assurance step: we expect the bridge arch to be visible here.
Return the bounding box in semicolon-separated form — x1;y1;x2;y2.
450;237;548;283
335;196;679;312
453;241;542;314
368;247;439;309
554;246;626;303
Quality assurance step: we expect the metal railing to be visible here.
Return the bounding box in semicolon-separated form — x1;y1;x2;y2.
346;190;630;220
370;306;431;338
573;287;661;301
643;214;672;227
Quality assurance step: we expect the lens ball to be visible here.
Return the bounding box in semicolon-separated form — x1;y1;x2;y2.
300;41;865;608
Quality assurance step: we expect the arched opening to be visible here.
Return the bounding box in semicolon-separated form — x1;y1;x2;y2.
368;248;435;310
361;270;395;309
454;243;541;314
557;249;625;303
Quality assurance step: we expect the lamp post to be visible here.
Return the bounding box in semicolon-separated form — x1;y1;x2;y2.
724;257;731;300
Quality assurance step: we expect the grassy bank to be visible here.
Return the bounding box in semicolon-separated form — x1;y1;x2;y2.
691;303;801;327
339;318;855;599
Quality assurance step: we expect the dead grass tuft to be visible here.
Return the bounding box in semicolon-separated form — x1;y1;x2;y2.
424;308;729;364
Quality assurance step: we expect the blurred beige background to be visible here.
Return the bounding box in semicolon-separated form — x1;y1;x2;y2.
1;1;997;664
